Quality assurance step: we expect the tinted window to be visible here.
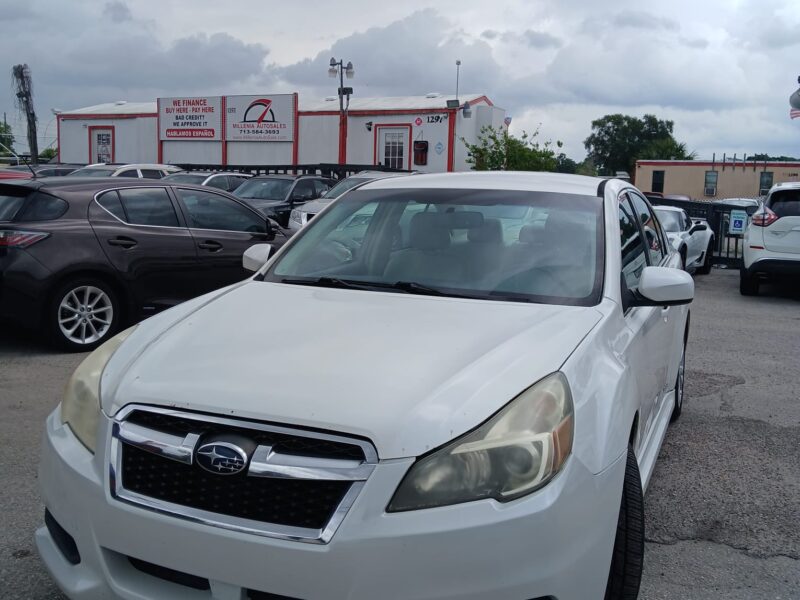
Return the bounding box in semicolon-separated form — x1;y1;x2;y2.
178;189;266;233
292;179;316;200
619;199;647;291
313;179;331;196
768;189;800;217
17;193;68;221
234;178;292;200
67;167;116;177
118;188;179;226
267;189;604;306
228;176;248;191
206;176;229;190
628;192;665;265
140;169;163;179
653;209;682;233
0;189;29;221
164;173;207;185
97;190;126;221
324;176;370;200
117;169;139;178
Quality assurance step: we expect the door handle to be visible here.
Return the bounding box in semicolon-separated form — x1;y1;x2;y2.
198;240;223;251
107;236;137;249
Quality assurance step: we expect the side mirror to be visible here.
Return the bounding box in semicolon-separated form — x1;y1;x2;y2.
243;243;273;272
689;223;708;233
632;266;694;307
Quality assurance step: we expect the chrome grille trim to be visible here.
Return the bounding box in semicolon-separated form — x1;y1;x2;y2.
109;404;378;544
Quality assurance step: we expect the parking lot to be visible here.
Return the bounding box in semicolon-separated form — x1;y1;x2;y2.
1;268;798;600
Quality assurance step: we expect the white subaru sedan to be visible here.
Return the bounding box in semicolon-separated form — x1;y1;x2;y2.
37;172;692;600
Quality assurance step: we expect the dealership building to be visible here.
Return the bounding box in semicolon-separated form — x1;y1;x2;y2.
636;158;800;200
56;93;506;173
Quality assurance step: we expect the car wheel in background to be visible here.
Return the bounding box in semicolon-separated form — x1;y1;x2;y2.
49;278;120;352
739;270;759;296
696;239;714;275
670;343;686;423
604;446;645;600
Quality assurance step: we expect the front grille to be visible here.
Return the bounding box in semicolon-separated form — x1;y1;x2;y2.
112;407;376;542
126;410;365;461
121;445;350;529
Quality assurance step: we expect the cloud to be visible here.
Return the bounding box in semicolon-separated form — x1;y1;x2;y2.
679;37;709;49
103;1;132;23
612;11;680;31
522;29;562;49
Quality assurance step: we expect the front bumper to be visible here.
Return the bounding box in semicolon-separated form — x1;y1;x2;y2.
38;407;625;600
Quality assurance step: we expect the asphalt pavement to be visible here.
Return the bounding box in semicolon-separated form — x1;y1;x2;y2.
1;269;798;599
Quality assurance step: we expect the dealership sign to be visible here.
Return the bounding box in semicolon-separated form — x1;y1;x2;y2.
225;94;295;142
158;96;222;141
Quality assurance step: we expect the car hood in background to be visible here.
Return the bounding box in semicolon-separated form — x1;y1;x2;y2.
101;282;603;459
299;199;332;214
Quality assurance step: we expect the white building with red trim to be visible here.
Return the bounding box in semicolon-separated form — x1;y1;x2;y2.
57;93;505;172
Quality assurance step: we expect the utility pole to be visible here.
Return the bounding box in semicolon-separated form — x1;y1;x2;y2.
12;64;39;165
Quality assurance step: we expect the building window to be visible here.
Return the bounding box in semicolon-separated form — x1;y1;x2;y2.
704;171;718;197
383;133;405;170
759;171;773;196
652;170;665;193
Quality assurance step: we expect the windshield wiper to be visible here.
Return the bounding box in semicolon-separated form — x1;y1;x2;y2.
279;277;379;291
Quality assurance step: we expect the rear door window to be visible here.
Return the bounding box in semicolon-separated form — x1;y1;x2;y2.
117;169;139;178
117;188;180;227
16;193;68;221
140;169;164;180
768;190;800;217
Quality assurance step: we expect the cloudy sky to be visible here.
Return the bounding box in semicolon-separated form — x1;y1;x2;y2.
1;0;799;160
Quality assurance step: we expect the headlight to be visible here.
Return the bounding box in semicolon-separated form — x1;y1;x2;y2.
61;326;137;453
387;372;574;512
290;209;302;224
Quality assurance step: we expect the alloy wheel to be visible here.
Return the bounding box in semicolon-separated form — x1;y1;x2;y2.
58;285;114;346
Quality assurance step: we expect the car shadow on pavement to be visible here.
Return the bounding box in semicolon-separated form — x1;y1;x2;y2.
0;323;61;356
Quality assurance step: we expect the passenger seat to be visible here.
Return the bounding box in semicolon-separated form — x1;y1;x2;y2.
384;213;465;285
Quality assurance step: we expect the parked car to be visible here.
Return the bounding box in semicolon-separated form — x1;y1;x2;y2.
37;172;693;600
740;182;800;295
67;164;182;179
233;174;334;227
288;170;414;233
162;171;252;192
2;164;82;177
653;205;715;273
0;178;282;350
712;197;761;209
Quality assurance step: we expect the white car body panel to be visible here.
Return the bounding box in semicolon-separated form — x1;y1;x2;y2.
654;205;714;270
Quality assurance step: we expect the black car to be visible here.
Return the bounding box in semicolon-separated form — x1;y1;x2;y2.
233;174;334;227
0;178;284;351
3;164;82;177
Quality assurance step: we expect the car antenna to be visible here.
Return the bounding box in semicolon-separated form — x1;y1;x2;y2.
0;140;36;178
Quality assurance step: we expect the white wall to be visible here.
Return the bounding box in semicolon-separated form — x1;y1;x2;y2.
298;115;339;164
161;141;222;165
59;117;157;164
226;142;293;165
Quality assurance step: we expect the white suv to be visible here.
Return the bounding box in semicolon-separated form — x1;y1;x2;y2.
741;182;800;295
37;172;692;600
67;164;182;179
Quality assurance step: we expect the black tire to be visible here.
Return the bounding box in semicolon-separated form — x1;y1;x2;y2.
696;239;714;275
670;342;686;423
739;270;759;296
605;446;645;600
48;278;120;352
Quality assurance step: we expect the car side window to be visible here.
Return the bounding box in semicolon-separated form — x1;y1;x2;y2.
206;176;229;190
627;192;665;265
292;179;316;200
313;179;330;197
140;169;163;179
117;188;180;227
117;169;139;178
619;198;648;292
177;188;266;233
17;193;68;221
228;176;247;191
97;190;127;221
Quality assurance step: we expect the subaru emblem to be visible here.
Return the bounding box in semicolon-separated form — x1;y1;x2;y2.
195;442;249;475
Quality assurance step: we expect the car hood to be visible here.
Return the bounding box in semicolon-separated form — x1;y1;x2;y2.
299;199;332;214
101;282;603;459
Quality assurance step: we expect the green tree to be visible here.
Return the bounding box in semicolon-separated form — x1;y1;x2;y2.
39;147;57;161
463;126;562;171
575;157;598;176
584;114;694;176
0;122;14;155
749;153;800;162
555;153;578;174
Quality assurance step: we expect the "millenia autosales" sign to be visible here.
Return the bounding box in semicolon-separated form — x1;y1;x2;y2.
225;95;295;142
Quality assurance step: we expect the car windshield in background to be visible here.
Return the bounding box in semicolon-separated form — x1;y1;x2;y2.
324;177;372;200
265;189;604;306
234;178;292;201
654;209;682;232
68;168;117;177
0;191;28;221
163;173;207;185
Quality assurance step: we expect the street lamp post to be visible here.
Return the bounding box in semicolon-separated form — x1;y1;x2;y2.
329;58;354;165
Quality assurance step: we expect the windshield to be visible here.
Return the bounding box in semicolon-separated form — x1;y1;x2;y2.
163;173;208;185
234;178;292;201
264;189;604;306
68;168;117;177
654;209;682;233
324;177;372;200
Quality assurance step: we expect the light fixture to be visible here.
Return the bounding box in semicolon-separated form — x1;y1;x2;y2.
365;121;373;132
345;61;355;79
462;101;472;118
328;67;338;78
330;57;337;67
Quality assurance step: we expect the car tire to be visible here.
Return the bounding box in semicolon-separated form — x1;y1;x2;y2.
604;446;645;600
49;278;120;352
739;270;759;296
670;342;686;423
696;239;714;275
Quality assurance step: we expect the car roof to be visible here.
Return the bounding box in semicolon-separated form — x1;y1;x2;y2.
360;171;608;195
249;173;327;180
0;177;206;193
78;163;180;170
